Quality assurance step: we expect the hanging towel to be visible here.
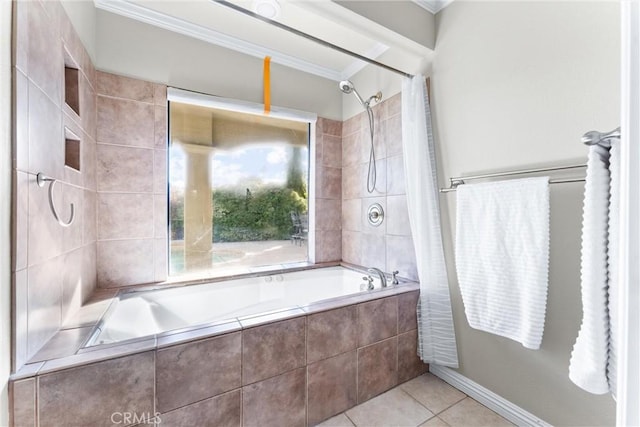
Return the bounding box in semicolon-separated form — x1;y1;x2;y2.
455;177;550;350
607;139;620;397
569;145;611;395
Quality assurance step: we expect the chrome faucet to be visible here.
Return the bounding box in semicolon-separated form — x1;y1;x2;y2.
367;267;387;288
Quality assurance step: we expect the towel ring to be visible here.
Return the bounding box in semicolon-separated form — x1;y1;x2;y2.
36;173;75;227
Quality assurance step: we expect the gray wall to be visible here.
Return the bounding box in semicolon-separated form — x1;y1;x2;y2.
432;2;619;425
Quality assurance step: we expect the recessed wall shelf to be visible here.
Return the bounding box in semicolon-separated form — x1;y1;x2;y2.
63;50;80;116
64;127;81;172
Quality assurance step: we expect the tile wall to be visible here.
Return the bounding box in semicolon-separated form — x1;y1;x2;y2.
314;118;343;263
95;72;168;287
12;0;98;368
341;94;418;280
10;290;426;427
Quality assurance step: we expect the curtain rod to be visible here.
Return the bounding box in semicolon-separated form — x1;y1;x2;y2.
212;0;414;79
439;164;587;193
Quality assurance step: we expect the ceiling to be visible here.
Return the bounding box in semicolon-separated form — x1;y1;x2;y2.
93;0;440;81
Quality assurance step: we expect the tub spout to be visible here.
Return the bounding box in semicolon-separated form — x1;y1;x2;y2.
367;267;388;288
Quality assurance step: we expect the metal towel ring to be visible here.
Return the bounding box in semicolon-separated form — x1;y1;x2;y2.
36;173;75;227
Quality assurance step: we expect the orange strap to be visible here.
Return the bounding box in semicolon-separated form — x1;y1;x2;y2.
263;56;271;114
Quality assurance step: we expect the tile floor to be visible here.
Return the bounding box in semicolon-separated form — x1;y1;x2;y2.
317;373;514;427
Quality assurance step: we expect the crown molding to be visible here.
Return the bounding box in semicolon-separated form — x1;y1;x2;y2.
94;0;353;81
412;0;454;14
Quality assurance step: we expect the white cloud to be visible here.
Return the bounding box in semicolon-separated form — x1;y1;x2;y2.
266;147;288;165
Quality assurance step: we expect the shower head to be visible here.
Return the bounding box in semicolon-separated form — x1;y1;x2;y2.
339;80;355;94
338;80;381;109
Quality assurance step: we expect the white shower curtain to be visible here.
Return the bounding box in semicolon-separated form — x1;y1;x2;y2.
401;75;459;367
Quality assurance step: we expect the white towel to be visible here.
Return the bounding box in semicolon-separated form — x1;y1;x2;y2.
455;177;550;350
569;145;611;395
607;139;620;397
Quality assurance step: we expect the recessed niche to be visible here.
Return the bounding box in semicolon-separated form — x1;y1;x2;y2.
65;127;81;171
64;50;80;116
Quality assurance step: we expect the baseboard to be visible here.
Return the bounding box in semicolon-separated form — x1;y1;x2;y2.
429;365;551;427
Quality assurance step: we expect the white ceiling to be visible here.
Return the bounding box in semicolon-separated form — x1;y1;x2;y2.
94;0;436;81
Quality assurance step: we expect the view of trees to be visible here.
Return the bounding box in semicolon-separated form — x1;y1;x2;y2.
169;145;308;243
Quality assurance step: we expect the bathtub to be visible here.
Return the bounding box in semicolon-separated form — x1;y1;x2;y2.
86;265;391;346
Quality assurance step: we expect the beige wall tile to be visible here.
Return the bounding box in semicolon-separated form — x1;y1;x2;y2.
156;332;241;412
322;134;342;168
322;118;342;137
61;184;83;252
97;239;154;287
61;248;83;322
154;106;167;149
341;230;362;266
79;73;97;140
10;378;36;427
385;114;403;157
386;155;406;196
361;158;387;198
81;137;96;191
14;70;29;171
316;230;342;263
13;270;29;370
316;198;341;231
97;193;154;240
13;171;29;271
154;149;167;194
27;256;63;358
154;240;166;286
308;351;357;425
357;337;398;403
386;235;418;281
307;306;357;363
242;318;305;385
386;195;411;236
38;352;155;426
318;166;342;200
28;174;63;266
82;188;96;244
242;368;306;427
398;329;428;383
342;164;362;200
97;96;154;147
153;83;167;106
97;71;154;103
28;81;63;179
342;131;362;168
13;0;28;74
159;389;241;427
357;296;398;347
154;195;168;238
27;1;62;106
398;290;419;333
360;233;386;269
96;144;153;193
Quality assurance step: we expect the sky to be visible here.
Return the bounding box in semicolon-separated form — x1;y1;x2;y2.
169;143;309;192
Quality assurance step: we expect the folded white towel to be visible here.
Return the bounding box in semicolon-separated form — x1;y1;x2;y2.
569;145;611;395
455;177;550;350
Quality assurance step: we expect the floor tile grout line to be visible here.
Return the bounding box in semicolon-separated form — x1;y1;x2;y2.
399;374;468;416
392;386;439;424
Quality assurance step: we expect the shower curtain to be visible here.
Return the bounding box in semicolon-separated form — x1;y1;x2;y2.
401;76;459;367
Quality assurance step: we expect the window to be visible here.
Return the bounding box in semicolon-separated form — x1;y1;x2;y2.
168;94;313;279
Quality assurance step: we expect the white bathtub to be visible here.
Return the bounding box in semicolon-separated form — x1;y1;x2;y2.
87;266;388;346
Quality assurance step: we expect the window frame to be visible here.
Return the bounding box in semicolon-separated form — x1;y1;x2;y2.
166;87;318;278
